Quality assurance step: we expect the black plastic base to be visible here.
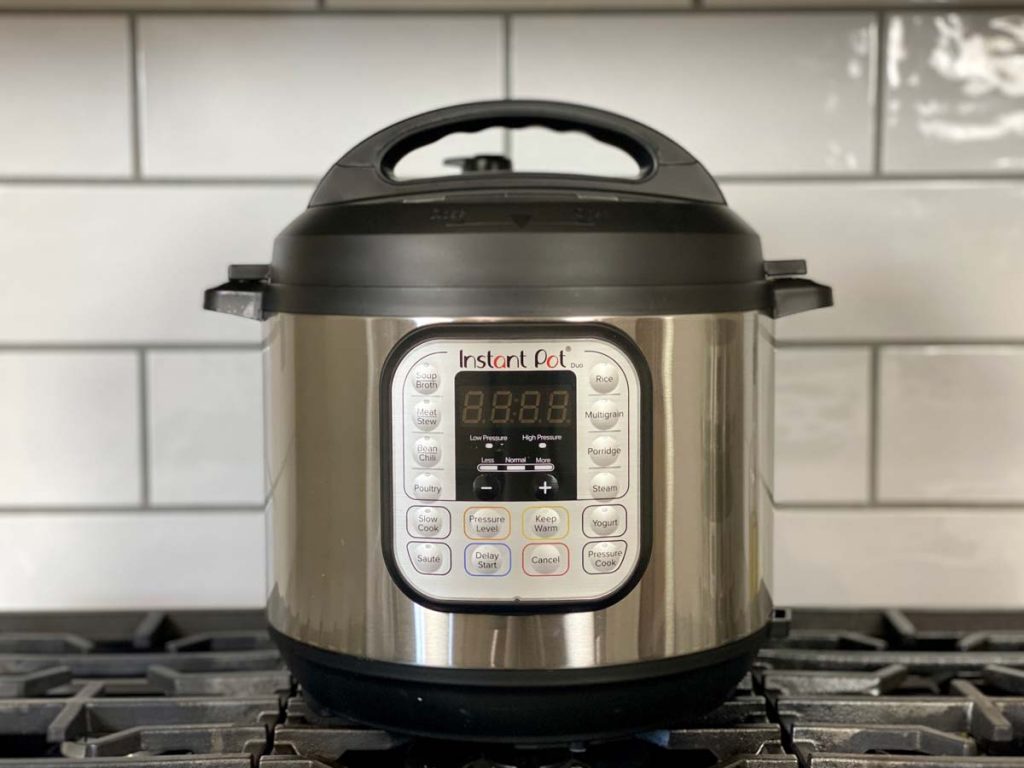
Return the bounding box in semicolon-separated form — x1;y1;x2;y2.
271;623;768;743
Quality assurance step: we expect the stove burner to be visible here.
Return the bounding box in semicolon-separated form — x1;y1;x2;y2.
3;609;1024;766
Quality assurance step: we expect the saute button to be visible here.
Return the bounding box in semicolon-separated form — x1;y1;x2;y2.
413;436;442;467
590;472;621;499
407;506;450;539
413;400;440;431
587;399;622;430
465;507;510;539
583;505;626;538
523;543;569;576
583;541;627;574
472;474;502;501
524;506;567;539
407;542;451;575
588;435;621;467
411;473;442;500
411;363;441;395
589;363;620;394
465;543;511;576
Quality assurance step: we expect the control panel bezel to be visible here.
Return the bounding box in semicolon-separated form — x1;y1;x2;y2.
379;322;653;615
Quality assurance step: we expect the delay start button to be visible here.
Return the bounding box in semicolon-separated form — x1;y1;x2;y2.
583;541;627;574
523;543;569;576
465;543;511;576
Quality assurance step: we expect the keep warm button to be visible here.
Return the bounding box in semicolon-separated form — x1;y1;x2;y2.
583;541;627;574
465;543;511;577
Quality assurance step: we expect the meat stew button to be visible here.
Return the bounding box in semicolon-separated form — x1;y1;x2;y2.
583;541;627;574
523;543;569;576
407;542;451;575
465;543;511;576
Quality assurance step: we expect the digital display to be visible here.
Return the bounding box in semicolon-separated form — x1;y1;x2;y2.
454;371;577;502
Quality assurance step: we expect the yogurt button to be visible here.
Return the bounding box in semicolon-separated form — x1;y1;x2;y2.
406;506;450;539
587;399;622;430
590;472;621;499
588;435;621;467
583;505;626;538
523;543;569;576
465;543;511;576
413;436;442;467
465;507;510;539
413;400;440;431
411;473;442;500
524;506;567;539
411;363;441;395
589;363;620;394
407;542;451;575
583;541;627;574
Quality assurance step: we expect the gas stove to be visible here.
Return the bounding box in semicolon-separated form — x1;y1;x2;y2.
3;610;1024;767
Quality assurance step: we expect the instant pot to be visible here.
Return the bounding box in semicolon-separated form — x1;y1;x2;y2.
204;101;832;742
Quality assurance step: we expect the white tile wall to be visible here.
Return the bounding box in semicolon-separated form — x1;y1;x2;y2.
0;16;132;177
510;14;877;177
0;352;140;506
147;351;264;506
137;15;505;178
879;346;1024;503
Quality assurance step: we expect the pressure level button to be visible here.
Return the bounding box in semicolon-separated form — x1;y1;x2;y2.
583;541;627;574
411;363;440;395
589;363;620;394
407;542;451;575
465;507;510;539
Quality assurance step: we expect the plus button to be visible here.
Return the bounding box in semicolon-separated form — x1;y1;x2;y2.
533;474;559;500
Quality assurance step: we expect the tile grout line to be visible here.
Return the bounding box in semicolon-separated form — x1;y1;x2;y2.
127;13;142;180
137;349;150;508
871;9;887;177
868;344;881;504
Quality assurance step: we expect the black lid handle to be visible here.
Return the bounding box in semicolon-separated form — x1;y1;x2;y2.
308;100;724;206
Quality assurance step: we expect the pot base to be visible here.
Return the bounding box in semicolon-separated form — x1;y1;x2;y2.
271;623;768;743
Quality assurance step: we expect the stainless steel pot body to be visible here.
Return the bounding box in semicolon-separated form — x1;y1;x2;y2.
264;311;774;670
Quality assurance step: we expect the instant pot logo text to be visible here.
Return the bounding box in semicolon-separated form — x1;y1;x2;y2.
458;348;567;369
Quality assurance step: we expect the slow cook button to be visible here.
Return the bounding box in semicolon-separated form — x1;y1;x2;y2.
411;362;441;395
588;435;621;467
465;543;511;576
465;507;510;539
411;473;442;500
413;400;440;431
583;541;627;574
407;542;451;575
587;399;622;430
590;472;621;499
523;506;567;539
523;543;569;576
589;363;620;394
406;506;450;539
583;504;626;538
413;436;442;467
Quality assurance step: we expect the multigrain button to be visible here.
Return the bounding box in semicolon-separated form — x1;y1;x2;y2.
411;473;442;500
589;363;620;394
413;436;442;467
583;541;627;574
583;505;626;538
465;507;510;539
413;400;440;431
465;543;511;576
406;506;450;539
523;506;568;539
587;435;621;467
407;542;451;575
590;472;621;499
523;543;569;576
411;362;440;395
587;399;622;430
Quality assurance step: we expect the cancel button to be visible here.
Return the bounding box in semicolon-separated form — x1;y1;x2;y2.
523;543;569;576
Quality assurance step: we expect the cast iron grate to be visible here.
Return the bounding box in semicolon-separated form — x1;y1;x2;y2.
4;610;1024;767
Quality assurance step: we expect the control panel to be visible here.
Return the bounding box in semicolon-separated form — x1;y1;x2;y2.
383;325;648;609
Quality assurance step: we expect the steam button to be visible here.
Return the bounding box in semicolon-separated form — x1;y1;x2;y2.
413;400;440;431
413;436;442;467
411;363;441;395
583;541;627;574
590;472;620;499
589;363;620;394
411;473;442;500
587;399;622;430
407;542;451;575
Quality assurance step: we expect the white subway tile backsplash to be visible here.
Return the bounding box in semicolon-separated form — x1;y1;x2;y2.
0;16;132;178
0;352;140;506
775;508;1024;608
137;16;504;178
148;351;263;506
775;348;871;504
884;12;1024;174
723;181;1024;341
0;511;264;609
510;14;877;177
0;184;309;343
878;346;1024;503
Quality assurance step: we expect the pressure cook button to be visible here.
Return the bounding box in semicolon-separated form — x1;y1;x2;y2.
583;505;626;538
465;507;510;539
465;543;511;576
407;542;451;575
523;543;569;576
407;506;450;539
533;474;559;500
472;474;502;501
411;473;442;500
583;541;627;574
413;400;440;431
411;363;441;395
524;506;567;539
589;363;620;394
590;472;621;499
413;436;442;467
587;399;622;430
588;435;621;467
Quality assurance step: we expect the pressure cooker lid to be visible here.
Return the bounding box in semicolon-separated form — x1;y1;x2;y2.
205;101;832;319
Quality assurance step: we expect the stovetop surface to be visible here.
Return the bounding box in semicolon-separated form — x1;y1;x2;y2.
3;609;1024;767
